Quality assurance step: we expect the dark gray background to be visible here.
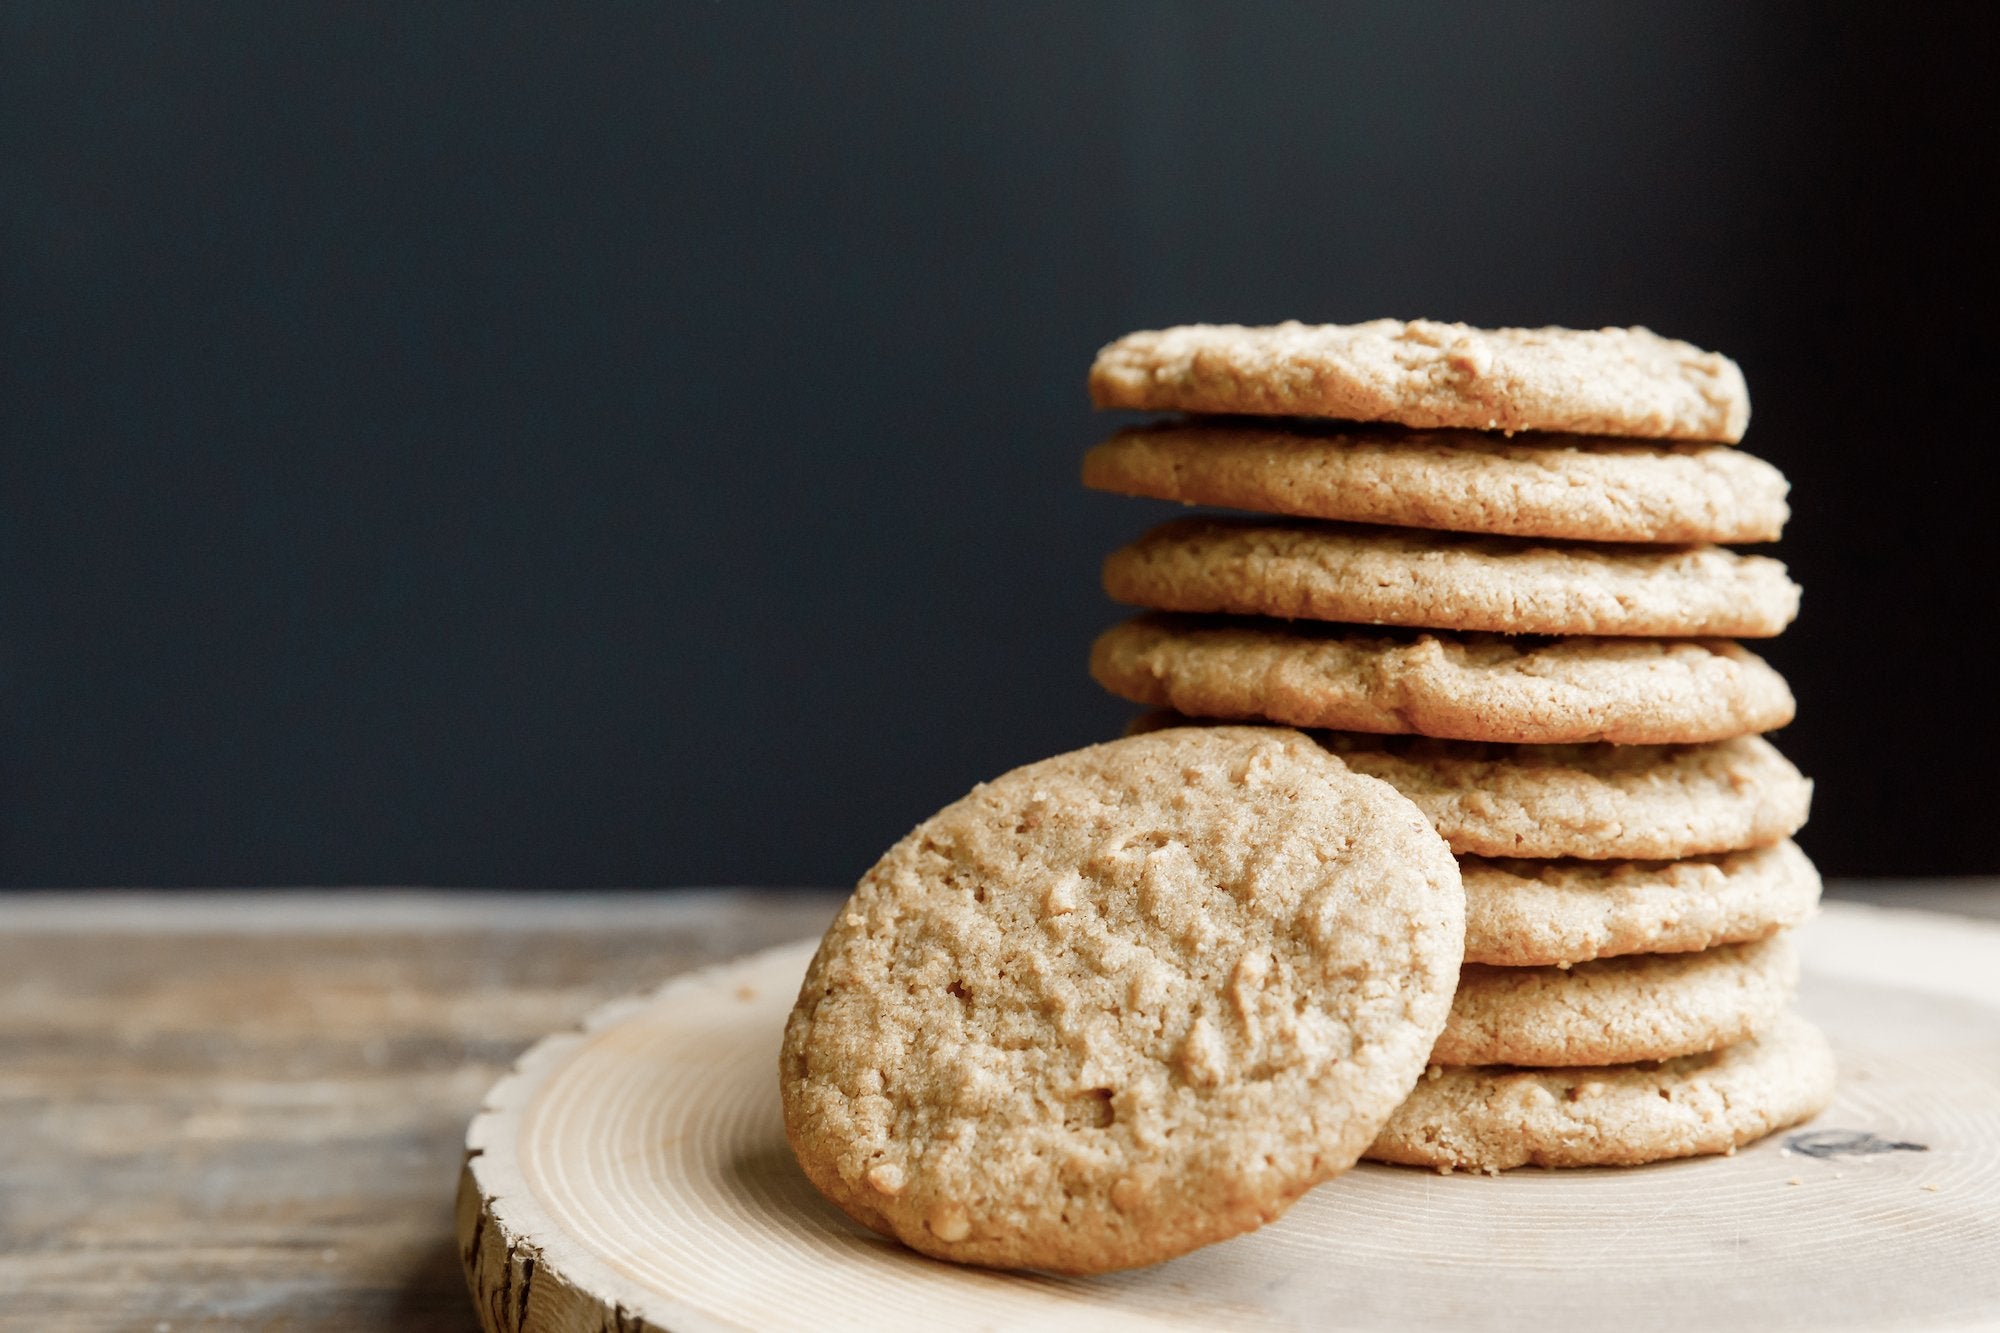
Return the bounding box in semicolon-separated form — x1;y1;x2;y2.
4;3;1994;888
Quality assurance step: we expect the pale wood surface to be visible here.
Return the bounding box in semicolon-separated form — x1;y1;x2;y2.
1;884;1993;1331
460;901;2000;1333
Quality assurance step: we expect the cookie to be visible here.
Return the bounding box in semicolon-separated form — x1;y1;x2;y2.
780;727;1464;1274
1090;615;1794;745
1462;841;1821;967
1083;420;1788;542
1124;717;1813;860
1367;1011;1837;1171
1433;935;1798;1067
1319;731;1813;860
1103;517;1800;638
1088;320;1750;442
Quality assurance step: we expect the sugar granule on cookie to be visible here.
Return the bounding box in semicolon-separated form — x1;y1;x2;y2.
780;727;1464;1273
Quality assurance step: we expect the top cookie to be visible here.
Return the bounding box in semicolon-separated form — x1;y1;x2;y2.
780;727;1464;1274
1082;421;1790;543
1089;320;1751;442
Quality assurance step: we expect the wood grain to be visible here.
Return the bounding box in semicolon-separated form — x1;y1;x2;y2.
461;902;2000;1333
0;889;841;1333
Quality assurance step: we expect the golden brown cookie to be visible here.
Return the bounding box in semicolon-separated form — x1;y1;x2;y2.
1090;615;1793;745
1083;421;1788;542
1433;935;1798;1067
1103;518;1800;638
780;727;1464;1274
1124;716;1813;860
1462;842;1821;967
1317;731;1813;860
1088;320;1750;441
1367;1012;1836;1171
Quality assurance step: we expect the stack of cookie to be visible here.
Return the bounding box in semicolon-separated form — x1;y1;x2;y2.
1084;319;1835;1172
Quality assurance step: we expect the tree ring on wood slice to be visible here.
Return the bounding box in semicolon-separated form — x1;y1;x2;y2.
459;903;2000;1333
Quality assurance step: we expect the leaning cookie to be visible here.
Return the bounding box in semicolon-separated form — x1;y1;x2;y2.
1083;421;1788;543
1088;320;1750;441
1368;1013;1837;1171
1462;842;1821;967
1127;717;1814;861
1091;615;1794;745
1434;936;1798;1067
1104;518;1799;638
780;727;1464;1274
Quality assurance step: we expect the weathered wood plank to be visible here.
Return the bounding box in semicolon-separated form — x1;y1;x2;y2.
0;890;843;1332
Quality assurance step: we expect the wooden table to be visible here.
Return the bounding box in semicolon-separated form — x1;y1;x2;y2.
2;883;1994;1332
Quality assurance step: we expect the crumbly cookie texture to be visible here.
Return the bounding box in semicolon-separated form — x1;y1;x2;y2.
1125;716;1813;860
780;727;1464;1274
1462;842;1821;967
1103;517;1800;638
1367;1012;1836;1171
1088;320;1750;442
1090;615;1794;745
1315;731;1813;860
1433;935;1798;1067
1083;421;1788;543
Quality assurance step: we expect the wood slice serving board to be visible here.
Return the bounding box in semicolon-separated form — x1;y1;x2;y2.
459;902;2000;1332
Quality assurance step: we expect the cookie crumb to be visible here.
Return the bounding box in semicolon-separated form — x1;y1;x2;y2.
1922;1183;1941;1193
926;1202;971;1243
1177;1018;1228;1088
1786;1175;1803;1186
